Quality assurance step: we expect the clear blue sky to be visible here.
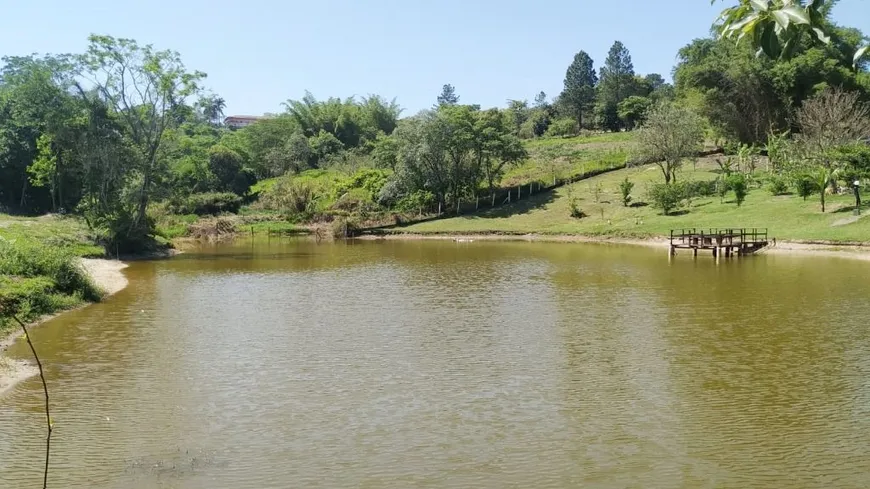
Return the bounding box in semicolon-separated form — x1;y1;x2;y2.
2;0;868;116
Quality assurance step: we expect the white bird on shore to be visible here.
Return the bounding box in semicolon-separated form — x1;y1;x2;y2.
453;237;474;243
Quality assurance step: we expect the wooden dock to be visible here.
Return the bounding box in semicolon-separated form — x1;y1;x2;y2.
669;228;773;258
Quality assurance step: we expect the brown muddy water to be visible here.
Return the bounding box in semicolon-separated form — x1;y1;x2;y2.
2;239;870;488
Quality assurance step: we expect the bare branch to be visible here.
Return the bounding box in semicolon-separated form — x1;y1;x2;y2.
11;314;52;489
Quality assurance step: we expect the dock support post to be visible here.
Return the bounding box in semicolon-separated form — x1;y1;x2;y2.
693;248;698;257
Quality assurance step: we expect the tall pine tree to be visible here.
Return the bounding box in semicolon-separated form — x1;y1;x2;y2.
436;84;459;106
560;51;598;130
598;41;635;131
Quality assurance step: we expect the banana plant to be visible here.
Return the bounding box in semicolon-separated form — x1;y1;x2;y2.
713;0;869;68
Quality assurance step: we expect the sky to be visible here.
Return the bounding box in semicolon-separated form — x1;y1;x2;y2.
2;0;869;117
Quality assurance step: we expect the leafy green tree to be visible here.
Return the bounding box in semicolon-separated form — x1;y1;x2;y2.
78;35;205;239
727;173;749;205
371;132;399;169
0;55;83;213
207;145;250;195
310;130;344;163
561;51;598;129
711;0;861;63
674;38;786;144
794;173;818;200
437;84;459;106
534;91;549;110
505;99;530;135
636;102;704;184
617;95;653;130
474;109;528;201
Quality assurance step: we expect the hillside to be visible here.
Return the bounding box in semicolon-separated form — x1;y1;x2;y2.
393;157;870;243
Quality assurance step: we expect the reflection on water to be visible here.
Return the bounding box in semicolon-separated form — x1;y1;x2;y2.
2;239;870;488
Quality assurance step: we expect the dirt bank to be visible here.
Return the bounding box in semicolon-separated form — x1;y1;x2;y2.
1;258;128;396
359;232;870;261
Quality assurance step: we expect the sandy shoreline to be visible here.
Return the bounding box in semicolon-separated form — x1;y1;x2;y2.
358;232;870;261
0;258;129;396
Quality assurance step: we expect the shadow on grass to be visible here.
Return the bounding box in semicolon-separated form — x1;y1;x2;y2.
832;202;868;214
629;201;649;208
666;209;691;216
469;190;559;219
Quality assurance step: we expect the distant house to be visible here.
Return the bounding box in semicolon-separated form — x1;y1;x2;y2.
223;115;262;129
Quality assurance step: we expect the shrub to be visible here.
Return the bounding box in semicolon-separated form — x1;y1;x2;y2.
727;173;749;206
795;174;819;201
648;183;684;215
683;180;718;199
767;175;790;196
566;187;586;218
166;192;242;216
260;179;319;218
332;168;390;203
0;242;101;301
716;177;729;203
544;117;579;138
395;190;435;214
0;241;102;326
619;178;634;207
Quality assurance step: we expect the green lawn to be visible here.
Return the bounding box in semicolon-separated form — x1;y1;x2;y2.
0;214;104;257
398;159;870;243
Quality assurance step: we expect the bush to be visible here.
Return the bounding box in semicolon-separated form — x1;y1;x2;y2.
332;168;389;203
619;178;634;207
259;179;320;218
727;174;748;206
395;191;435;214
648;183;684;215
0;241;100;300
166;192;242;216
795;174;819;201
0;241;102;326
767;175;790;196
544;118;579;138
683;180;718;199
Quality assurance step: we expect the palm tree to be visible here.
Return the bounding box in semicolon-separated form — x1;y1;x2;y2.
198;95;226;125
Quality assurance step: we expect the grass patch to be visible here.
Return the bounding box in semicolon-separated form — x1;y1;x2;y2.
0;214;104;257
399;157;870;242
0;240;102;333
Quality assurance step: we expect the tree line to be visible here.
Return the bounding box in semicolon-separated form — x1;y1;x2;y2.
2;1;869;252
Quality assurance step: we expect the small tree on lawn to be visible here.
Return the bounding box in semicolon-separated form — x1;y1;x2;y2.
619;177;634;207
726;173;748;206
795;174;818;201
648;183;684;215
636;102;704;185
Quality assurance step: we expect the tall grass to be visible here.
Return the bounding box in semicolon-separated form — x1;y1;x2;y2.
0;241;101;329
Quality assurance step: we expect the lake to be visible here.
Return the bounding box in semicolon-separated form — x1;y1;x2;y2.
2;238;870;488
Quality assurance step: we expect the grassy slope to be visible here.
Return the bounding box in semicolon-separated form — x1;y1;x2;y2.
0;215;104;332
399;157;870;243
